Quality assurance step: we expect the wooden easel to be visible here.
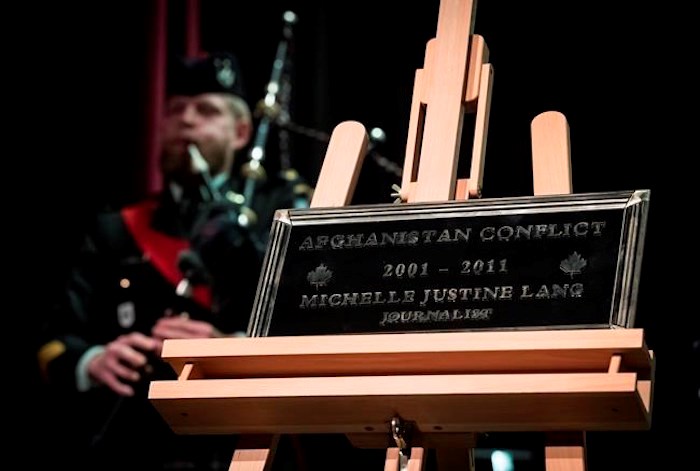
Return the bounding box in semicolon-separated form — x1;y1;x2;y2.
150;1;654;469
150;330;653;470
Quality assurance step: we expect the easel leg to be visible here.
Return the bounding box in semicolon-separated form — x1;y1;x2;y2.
383;448;472;471
545;432;586;471
229;434;280;471
384;447;427;471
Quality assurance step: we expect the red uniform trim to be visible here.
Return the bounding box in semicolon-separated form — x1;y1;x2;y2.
121;200;212;309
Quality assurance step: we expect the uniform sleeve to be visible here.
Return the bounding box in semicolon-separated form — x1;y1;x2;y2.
37;213;121;392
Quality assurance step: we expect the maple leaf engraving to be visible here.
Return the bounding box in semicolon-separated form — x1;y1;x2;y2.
307;263;333;290
560;252;587;278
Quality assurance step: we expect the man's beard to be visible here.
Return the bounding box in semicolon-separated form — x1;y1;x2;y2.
160;150;195;185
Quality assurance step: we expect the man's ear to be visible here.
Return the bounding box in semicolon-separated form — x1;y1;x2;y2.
233;118;252;151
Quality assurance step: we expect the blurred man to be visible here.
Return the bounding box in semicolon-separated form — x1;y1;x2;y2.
37;51;310;470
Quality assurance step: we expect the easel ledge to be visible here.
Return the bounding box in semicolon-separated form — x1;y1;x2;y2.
149;328;653;436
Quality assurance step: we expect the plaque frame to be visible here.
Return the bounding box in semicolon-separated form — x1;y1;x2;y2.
248;189;650;337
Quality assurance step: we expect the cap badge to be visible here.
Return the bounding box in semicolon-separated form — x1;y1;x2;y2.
214;58;236;89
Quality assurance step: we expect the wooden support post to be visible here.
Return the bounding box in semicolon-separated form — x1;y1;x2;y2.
229;435;280;471
545;432;587;471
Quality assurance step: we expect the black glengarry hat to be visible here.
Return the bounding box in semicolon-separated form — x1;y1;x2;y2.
167;51;246;99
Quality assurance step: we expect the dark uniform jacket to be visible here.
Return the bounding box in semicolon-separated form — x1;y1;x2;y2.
38;171;310;470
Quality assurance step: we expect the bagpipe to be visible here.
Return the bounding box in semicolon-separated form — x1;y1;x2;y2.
176;11;401;300
175;12;304;298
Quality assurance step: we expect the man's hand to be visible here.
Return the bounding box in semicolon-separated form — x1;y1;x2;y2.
87;332;160;397
151;316;223;356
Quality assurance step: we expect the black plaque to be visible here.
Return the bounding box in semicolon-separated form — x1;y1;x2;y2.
248;190;649;337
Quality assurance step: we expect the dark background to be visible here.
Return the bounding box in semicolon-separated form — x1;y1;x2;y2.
21;0;697;468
